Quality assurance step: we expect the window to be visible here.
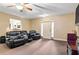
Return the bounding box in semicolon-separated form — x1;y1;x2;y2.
9;19;22;30
41;23;44;36
51;22;54;38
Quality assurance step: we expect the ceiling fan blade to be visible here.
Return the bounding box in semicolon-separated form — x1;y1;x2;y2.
23;4;32;11
23;7;32;12
23;3;29;5
26;7;32;11
7;3;16;7
20;3;29;6
7;5;14;7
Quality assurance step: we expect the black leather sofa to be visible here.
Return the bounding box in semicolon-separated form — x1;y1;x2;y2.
0;36;6;43
5;30;41;48
28;30;41;40
6;31;28;48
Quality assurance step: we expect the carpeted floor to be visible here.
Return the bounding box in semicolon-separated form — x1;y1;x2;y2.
0;39;67;55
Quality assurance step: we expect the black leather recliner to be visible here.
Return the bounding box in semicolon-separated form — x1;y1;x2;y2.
20;31;33;42
0;36;6;43
28;30;41;40
6;31;28;48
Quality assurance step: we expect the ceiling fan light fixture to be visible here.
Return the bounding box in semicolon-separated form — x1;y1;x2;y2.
16;5;23;10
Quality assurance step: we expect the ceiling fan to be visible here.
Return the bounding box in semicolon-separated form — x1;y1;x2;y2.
7;3;32;12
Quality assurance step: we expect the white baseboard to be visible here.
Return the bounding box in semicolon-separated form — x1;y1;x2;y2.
53;38;67;41
42;37;67;41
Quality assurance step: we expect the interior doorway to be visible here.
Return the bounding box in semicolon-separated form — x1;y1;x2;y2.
41;21;54;39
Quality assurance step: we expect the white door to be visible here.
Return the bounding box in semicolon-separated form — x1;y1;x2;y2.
41;21;54;39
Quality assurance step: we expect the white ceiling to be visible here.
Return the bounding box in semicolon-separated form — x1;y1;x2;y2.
0;3;78;19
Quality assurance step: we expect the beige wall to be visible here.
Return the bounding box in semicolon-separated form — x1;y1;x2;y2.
22;19;31;32
31;13;75;41
0;12;9;36
0;12;75;41
0;12;31;36
53;13;75;41
31;19;41;33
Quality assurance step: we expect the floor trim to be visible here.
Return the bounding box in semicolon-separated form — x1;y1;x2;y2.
53;38;67;42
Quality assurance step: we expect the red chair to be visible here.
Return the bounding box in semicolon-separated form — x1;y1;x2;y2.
67;33;78;55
